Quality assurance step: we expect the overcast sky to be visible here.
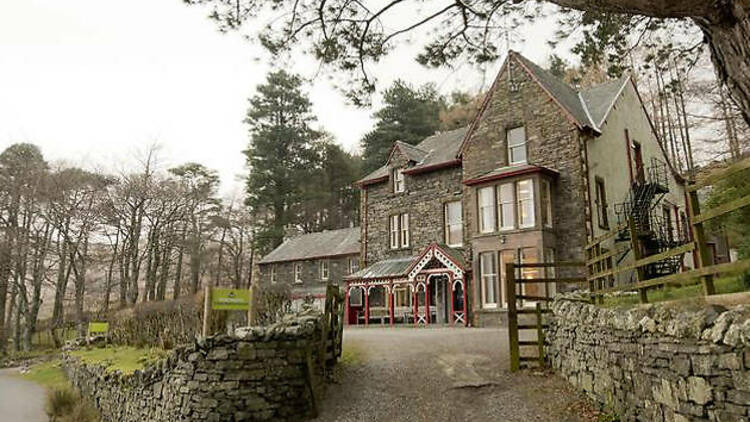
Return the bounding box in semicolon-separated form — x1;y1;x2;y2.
0;0;566;195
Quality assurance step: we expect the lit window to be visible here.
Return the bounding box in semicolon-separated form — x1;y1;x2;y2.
393;169;405;193
400;213;410;248
541;179;552;228
270;266;276;284
498;183;515;230
499;250;516;308
480;252;498;308
517;179;535;228
478;186;496;233
294;263;302;283
320;260;329;281
507;126;527;165
444;201;463;247
520;248;539;302
349;258;359;274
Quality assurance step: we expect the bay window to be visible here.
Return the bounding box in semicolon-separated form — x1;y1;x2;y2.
517;179;535;228
478;186;496;233
480;251;498;308
498;183;515;230
541;179;552;228
444;200;463;247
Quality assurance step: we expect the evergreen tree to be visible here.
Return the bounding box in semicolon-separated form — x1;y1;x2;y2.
244;70;322;253
360;80;443;174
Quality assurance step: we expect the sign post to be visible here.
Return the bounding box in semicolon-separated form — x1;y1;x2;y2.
202;286;252;337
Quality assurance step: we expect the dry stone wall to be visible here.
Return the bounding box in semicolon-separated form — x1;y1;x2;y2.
64;314;328;422
546;296;750;421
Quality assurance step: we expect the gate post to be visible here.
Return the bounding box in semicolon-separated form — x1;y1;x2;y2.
507;262;520;372
687;189;716;295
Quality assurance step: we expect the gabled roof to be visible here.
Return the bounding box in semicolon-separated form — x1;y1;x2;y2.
357;127;468;186
458;51;636;157
258;227;360;264
580;74;631;128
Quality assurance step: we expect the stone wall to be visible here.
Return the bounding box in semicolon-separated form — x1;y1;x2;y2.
64;314;330;422
546;297;750;421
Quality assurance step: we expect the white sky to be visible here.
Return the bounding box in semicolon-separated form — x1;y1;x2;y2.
0;0;566;195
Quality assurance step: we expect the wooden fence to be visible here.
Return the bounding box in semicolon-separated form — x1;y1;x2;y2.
587;155;750;303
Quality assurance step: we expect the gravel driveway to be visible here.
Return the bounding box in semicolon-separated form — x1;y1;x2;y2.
0;368;48;422
317;327;594;422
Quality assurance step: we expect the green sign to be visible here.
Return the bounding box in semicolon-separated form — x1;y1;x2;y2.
211;288;250;311
88;322;109;334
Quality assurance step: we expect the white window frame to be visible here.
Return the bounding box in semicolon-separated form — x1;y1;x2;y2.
541;179;552;228
517;179;535;228
294;263;303;283
349;257;359;274
320;260;329;281
349;287;363;306
498;183;515;231
478;186;496;234
480;251;498;309
270;265;277;284
507;126;527;165
393;168;405;193
400;213;410;248
444;200;463;247
390;215;400;249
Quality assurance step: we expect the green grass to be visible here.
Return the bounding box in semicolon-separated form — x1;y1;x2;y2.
339;342;365;366
602;276;747;308
69;346;167;375
19;359;69;390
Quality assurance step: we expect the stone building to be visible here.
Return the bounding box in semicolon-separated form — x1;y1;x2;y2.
344;51;693;327
257;227;360;308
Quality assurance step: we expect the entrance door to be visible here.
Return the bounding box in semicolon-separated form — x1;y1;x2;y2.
429;275;450;324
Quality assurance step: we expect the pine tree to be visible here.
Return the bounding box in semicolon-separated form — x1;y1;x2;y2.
360;80;443;174
244;70;322;253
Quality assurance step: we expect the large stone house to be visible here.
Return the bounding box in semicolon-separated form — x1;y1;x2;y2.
257;227;360;308
344;51;693;327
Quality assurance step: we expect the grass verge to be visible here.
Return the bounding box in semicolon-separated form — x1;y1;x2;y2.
602;275;747;308
69;345;167;374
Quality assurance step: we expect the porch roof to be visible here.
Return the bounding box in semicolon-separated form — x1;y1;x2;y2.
345;256;415;280
463;164;559;186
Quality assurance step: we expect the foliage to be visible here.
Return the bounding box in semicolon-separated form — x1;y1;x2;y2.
439;90;485;131
602;276;746;308
255;283;293;326
45;387;100;422
361;80;443;174
705;169;750;259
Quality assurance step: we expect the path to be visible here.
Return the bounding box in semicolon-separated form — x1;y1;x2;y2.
317;327;593;422
0;368;48;422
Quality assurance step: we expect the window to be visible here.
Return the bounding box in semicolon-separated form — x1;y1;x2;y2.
390;213;410;249
499;250;516;308
662;205;674;242
444;201;463;247
320;260;329;281
390;215;399;249
394;286;411;307
507;126;527;164
270;266;277;284
349;258;359;274
540;179;552;228
294;263;302;283
478;186;496;233
520;248;539;302
595;177;609;229
349;288;363;306
393;168;405;193
480;252;498;308
498;183;515;230
400;213;410;248
517;179;535;228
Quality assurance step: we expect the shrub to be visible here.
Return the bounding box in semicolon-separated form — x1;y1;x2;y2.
255;284;292;325
45;387;78;420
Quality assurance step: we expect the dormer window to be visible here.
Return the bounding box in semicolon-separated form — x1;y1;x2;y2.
393;168;405;193
507;126;527;165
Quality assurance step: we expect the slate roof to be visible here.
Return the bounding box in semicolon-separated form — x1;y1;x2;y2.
258;227;360;264
345;256;414;280
357;127;468;185
580;74;630;128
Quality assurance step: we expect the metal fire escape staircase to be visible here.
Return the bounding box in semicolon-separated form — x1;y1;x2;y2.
612;158;688;280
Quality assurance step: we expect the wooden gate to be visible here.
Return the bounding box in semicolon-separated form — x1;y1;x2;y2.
506;261;585;371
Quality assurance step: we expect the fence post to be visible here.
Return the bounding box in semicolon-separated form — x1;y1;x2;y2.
687;189;716;296
202;285;212;337
507;262;520;372
535;302;545;368
628;218;649;304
